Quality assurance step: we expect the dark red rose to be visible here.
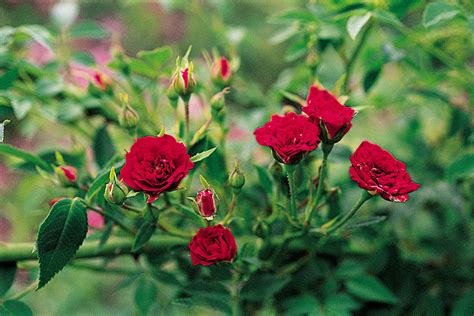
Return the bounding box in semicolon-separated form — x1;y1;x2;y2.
189;225;237;266
196;189;217;219
303;85;356;141
254;112;320;164
120;135;194;203
349;141;420;202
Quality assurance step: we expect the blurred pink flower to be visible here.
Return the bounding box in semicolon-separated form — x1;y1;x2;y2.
87;211;105;231
26;42;54;66
0;216;12;242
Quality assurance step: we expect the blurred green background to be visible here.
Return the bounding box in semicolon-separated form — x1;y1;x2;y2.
0;0;473;315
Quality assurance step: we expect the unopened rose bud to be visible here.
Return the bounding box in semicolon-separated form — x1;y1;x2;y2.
229;164;245;193
104;179;129;205
196;189;217;220
211;56;233;87
210;92;225;112
55;165;78;186
119;94;139;129
92;71;110;91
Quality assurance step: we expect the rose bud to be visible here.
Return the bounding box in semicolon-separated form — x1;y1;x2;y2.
211;56;233;87
172;53;196;99
229;164;245;193
195;189;217;220
55;165;78;186
92;71;110;91
118;94;139;129
104;179;129;205
302;85;356;144
189;225;237;266
254;112;321;165
349;141;421;202
120;134;194;203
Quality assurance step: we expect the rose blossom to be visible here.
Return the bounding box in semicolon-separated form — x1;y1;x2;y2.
349;141;420;202
196;189;217;219
189;225;237;266
254;112;320;164
303;85;356;141
120;135;194;203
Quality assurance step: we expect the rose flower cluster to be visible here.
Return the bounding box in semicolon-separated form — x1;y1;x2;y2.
114;57;418;266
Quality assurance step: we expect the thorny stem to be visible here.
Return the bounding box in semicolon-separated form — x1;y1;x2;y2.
222;193;238;225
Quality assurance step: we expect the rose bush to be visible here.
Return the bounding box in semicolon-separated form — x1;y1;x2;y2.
0;1;471;315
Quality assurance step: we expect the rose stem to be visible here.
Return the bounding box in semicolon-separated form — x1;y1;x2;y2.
324;190;374;235
343;20;373;94
283;164;298;221
0;236;188;263
222;193;237;225
183;97;190;147
304;143;333;226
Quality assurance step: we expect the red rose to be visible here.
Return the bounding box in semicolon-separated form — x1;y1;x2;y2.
55;165;78;185
254;112;320;164
303;85;356;141
196;189;217;219
349;141;420;202
120;135;194;203
189;225;237;266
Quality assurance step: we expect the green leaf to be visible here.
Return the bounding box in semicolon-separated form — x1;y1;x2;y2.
190;147;216;163
0;262;16;297
137;46;173;69
346;216;387;230
135;277;157;316
324;293;361;314
0;143;51;171
347;12;372;40
240;273;291;301
129;59;158;78
85;161;124;203
97;221;114;252
183;280;231;301
317;45;345;89
93;125;116;168
0;300;33;316
71;51;96;66
37;198;88;289
285;39;307;62
132;220;157;252
446;153;474;182
70;21;109;39
346;275;398;304
283;294;321;316
0;68;19;90
363;67;381;92
451;290;474;316
279;90;305;106
254;165;273;194
17;25;53;51
269;10;317;24
10;98;32;120
423;2;460;28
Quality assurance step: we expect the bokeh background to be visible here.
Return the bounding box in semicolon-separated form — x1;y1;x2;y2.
0;0;473;315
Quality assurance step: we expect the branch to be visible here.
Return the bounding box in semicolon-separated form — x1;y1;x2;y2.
0;235;188;263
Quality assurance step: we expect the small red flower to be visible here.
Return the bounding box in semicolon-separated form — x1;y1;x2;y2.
189;225;237;266
211;57;232;85
58;165;78;183
349;141;420;202
303;85;356;141
120;135;194;203
196;189;217;219
254;112;320;164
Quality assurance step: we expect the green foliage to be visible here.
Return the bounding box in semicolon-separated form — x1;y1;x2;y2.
0;262;16;297
37;198;88;289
